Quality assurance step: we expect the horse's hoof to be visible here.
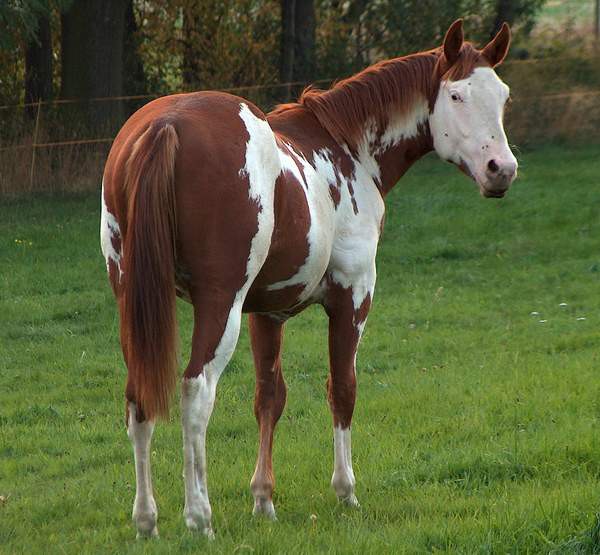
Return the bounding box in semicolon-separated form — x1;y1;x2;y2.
340;494;360;508
186;522;215;539
136;526;159;539
185;514;215;539
184;503;214;536
133;509;159;539
252;498;277;520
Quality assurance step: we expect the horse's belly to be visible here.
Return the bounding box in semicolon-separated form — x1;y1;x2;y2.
244;243;330;315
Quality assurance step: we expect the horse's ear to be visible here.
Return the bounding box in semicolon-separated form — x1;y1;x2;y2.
443;19;464;66
482;22;511;67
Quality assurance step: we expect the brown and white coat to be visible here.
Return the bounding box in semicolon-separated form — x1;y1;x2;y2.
101;20;517;538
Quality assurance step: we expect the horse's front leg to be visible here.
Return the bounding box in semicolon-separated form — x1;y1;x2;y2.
324;277;373;507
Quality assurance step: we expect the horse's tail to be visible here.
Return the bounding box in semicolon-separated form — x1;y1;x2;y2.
120;122;179;420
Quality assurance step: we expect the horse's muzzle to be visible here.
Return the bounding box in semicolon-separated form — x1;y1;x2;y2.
481;158;517;197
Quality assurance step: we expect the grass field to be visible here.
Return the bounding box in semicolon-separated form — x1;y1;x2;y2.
1;144;600;553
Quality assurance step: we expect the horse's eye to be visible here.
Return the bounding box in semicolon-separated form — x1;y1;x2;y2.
451;93;461;102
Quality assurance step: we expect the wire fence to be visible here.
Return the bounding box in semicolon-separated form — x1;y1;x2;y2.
1;55;599;195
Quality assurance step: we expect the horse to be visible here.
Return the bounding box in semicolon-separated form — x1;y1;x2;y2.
100;19;517;538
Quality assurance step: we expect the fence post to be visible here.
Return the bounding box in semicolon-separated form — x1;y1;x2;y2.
29;100;42;191
595;0;600;43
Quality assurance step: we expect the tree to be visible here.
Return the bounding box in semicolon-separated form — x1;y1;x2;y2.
123;0;147;95
489;0;546;38
182;4;202;90
293;0;316;83
24;11;53;112
280;0;316;99
0;1;70;108
60;0;127;127
280;0;296;98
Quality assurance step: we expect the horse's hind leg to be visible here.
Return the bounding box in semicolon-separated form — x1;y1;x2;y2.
181;294;245;537
125;381;159;538
249;313;287;519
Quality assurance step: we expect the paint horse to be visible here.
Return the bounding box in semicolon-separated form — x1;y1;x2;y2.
101;19;517;538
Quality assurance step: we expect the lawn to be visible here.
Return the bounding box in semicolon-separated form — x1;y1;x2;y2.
1;143;600;553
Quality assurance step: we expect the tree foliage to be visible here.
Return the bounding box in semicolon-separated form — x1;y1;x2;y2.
0;0;548;109
137;0;280;95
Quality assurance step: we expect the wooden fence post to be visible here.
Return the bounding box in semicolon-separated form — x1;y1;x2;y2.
29;100;42;191
595;0;600;43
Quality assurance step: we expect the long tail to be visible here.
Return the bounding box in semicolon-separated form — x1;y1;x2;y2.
120;122;179;420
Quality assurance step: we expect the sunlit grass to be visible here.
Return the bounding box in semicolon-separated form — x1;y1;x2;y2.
1;144;600;553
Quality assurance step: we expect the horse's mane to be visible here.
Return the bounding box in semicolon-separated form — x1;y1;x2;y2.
271;43;485;152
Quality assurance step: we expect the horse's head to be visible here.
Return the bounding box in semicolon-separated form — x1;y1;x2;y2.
430;20;517;198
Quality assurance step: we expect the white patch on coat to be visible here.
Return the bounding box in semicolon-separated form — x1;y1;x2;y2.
269;138;384;312
331;425;359;506
379;96;429;150
350;97;429;187
326;100;431;311
127;403;158;538
429;67;517;187
181;103;281;536
181;293;247;537
327;160;381;312
266;142;335;302
181;372;217;537
238;103;279;281
355;318;367;339
100;181;123;279
354;119;381;184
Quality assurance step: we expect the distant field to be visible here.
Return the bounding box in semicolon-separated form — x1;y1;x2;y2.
537;0;594;30
1;144;600;553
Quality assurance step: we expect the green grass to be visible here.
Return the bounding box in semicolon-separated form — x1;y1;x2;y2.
1;144;600;553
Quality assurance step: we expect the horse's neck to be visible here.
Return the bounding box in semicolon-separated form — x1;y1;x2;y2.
331;52;439;195
353;99;434;195
269;50;440;195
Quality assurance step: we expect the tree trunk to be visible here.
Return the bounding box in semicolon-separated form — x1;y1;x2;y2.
182;6;202;90
345;0;368;69
123;0;147;96
491;0;515;38
293;0;315;84
60;0;127;129
280;0;296;100
25;13;53;116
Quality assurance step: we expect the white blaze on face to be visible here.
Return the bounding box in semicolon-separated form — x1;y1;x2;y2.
429;67;517;193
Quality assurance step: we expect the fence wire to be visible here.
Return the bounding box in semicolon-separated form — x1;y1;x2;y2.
1;57;599;194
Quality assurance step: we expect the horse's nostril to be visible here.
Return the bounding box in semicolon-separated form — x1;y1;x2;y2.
487;159;499;173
